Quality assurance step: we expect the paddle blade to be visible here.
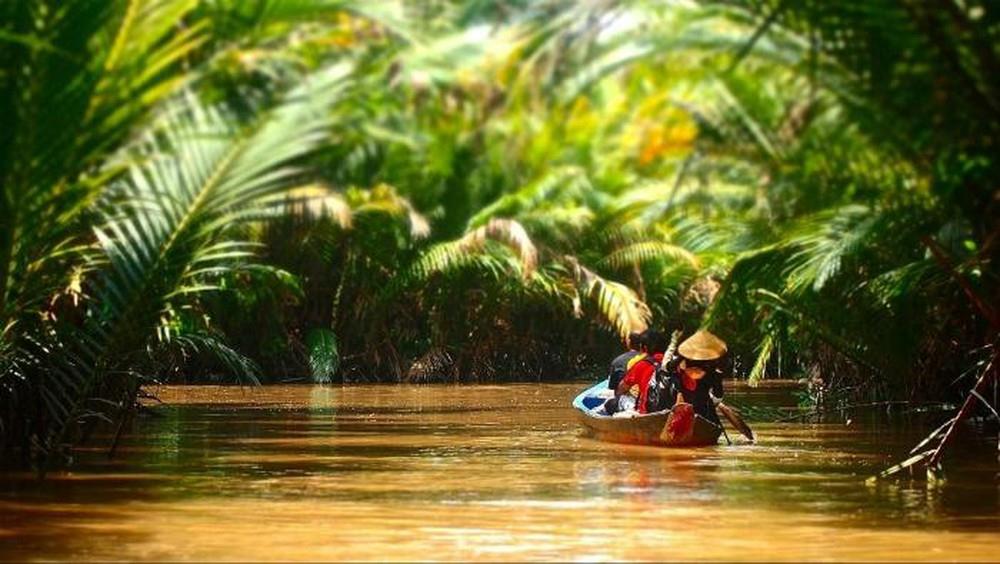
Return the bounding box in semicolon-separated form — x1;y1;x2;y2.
661;402;694;443
718;403;755;443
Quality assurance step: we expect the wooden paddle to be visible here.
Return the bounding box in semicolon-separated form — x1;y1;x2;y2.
716;402;755;443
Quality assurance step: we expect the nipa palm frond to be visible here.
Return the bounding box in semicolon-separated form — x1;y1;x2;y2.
0;0;206;342
566;258;651;341
601;240;700;270
459;218;538;278
782;204;875;294
261;184;354;229
465;166;590;230
351;184;430;239
388;217;538;297
38;62;356;464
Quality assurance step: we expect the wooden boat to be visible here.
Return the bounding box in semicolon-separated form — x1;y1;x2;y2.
572;379;722;447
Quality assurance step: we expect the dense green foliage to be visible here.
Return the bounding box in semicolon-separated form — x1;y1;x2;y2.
1;0;997;468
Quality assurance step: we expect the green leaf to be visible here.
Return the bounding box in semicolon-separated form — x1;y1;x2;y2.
306;328;340;384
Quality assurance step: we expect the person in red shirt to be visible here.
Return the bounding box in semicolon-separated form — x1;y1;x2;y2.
614;330;668;414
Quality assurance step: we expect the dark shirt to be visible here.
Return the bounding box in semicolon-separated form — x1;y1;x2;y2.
607;350;640;389
668;367;725;424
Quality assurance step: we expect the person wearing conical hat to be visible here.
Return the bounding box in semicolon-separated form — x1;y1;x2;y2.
665;329;729;424
677;329;728;363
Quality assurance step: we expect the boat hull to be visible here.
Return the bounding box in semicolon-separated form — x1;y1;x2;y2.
572;379;722;447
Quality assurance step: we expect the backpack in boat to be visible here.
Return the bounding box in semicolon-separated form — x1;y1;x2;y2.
645;354;678;413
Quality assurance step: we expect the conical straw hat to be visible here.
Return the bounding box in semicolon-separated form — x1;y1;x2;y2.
677;330;727;361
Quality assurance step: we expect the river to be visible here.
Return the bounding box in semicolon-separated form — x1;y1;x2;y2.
1;382;998;561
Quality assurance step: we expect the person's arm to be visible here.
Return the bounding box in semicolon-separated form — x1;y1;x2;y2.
709;365;725;405
616;370;635;397
665;372;683;405
615;377;629;398
607;365;621;390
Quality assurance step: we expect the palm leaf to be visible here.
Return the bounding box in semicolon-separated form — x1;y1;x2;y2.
466;167;590;230
567;258;651;341
306;328;340;384
601;241;700;270
38;62;356;462
747;332;775;387
262;184;354;228
459;218;538;278
352;184;430;239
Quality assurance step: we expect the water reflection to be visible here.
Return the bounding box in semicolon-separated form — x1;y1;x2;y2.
0;382;997;561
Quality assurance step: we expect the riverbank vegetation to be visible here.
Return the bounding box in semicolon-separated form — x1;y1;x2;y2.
1;0;997;469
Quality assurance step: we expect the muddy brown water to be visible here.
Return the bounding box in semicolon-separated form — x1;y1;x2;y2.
1;381;998;561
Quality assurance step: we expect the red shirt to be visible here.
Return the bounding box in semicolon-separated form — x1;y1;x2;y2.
619;352;663;413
